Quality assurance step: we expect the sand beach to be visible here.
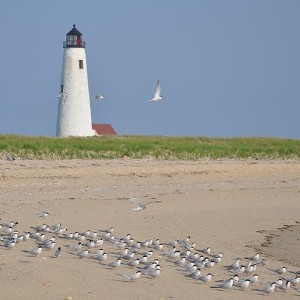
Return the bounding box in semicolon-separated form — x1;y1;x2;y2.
0;158;300;299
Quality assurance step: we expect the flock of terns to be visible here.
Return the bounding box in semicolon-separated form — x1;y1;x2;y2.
1;157;299;296
56;80;163;102
1;209;300;297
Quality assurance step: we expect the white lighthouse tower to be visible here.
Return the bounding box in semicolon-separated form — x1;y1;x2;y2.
56;24;94;137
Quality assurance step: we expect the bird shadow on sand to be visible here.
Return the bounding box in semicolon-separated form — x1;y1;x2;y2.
113;277;135;283
210;286;256;293
209;286;230;292
102;265;117;270
18;260;33;264
254;291;270;296
20;250;38;258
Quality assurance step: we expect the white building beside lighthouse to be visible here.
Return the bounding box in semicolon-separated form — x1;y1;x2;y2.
56;24;94;137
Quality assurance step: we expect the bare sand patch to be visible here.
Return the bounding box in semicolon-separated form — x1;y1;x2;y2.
0;159;300;299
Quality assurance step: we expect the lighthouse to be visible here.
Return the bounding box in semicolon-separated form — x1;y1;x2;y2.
56;25;94;137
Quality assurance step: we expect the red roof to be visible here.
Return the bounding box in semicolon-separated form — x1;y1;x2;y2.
92;124;117;136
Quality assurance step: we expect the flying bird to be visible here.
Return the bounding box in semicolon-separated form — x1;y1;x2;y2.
95;95;105;100
128;197;162;211
149;80;163;102
56;92;69;99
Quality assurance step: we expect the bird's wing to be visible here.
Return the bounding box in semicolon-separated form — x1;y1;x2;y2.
129;197;143;207
144;200;162;207
154;80;161;97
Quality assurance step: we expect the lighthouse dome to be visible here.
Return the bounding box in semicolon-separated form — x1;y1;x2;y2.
67;24;82;36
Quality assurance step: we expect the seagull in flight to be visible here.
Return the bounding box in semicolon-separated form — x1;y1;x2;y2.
149;80;163;102
129;197;162;211
56;92;69;99
95;95;105;100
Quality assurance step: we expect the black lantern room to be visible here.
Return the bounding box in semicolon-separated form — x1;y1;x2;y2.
63;24;86;48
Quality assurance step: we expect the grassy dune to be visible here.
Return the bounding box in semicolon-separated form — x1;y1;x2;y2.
0;134;300;160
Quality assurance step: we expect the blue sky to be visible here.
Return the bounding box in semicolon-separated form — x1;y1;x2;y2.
0;1;299;138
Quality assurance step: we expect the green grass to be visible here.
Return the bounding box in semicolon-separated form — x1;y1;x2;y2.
0;134;300;160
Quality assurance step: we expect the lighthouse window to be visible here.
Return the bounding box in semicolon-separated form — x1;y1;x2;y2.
79;60;84;69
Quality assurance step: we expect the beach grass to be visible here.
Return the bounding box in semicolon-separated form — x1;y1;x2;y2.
0;134;299;160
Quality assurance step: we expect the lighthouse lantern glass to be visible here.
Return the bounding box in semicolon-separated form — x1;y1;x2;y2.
67;34;81;46
64;29;85;48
